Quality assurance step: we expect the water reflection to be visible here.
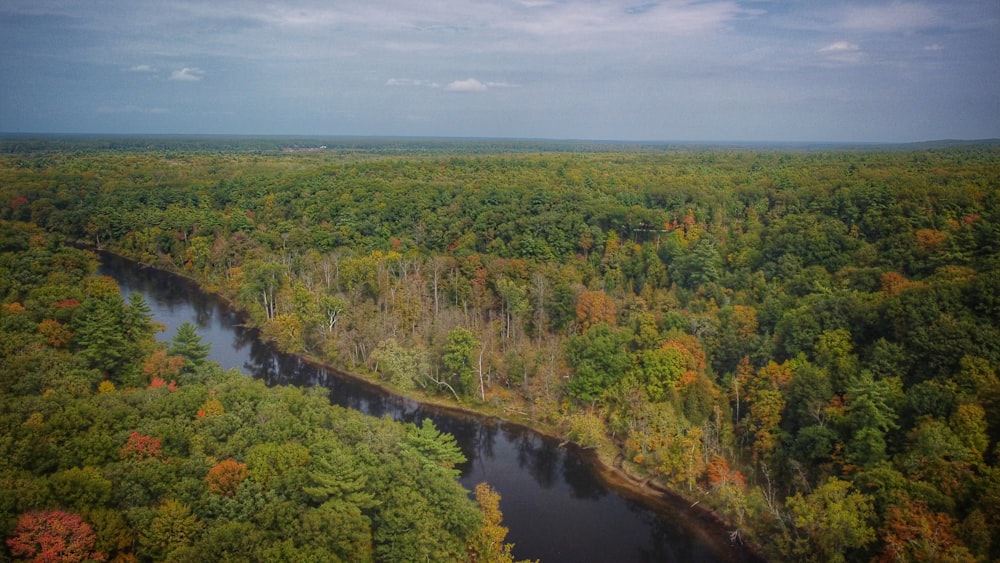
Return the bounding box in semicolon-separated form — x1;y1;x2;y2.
563;451;608;500
99;253;758;563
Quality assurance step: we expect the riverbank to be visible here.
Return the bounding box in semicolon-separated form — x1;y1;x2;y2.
318;358;765;563
97;247;764;562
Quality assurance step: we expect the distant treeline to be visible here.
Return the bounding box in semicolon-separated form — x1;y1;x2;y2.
3;133;996;156
0;134;667;155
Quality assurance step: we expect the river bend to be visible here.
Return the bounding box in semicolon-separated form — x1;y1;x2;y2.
99;253;756;563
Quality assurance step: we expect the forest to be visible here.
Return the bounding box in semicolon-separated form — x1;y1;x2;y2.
2;138;999;561
0;224;525;562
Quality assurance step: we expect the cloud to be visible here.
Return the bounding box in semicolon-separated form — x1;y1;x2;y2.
819;41;860;53
388;77;514;91
446;78;488;92
818;41;862;64
169;67;205;81
3;0;997;141
386;78;440;88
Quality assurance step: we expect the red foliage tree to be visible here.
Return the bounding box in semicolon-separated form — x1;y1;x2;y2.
119;431;162;461
56;299;80;309
6;510;105;562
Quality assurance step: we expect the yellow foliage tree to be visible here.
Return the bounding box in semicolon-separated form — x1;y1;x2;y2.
467;483;537;563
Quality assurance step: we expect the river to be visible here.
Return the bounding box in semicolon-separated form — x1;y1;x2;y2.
98;253;759;563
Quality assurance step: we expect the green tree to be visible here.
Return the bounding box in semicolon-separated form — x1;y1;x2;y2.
45;467;112;511
786;477;877;562
142;499;203;560
441;327;478;397
565;323;630;403
843;372;903;468
70;288;156;383
404;419;466;472
303;442;373;508
71;294;130;376
245;441;311;491
673;236;723;290
297;500;372;562
495;276;528;341
372;338;428;392
123;292;157;346
168;322;211;370
709;305;761;377
633;346;686;402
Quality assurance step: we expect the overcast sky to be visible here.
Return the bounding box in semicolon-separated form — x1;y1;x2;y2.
2;0;998;142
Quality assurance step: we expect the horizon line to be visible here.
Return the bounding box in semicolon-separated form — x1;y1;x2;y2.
2;131;999;148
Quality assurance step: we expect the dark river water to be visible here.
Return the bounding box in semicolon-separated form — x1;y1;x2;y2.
99;253;759;563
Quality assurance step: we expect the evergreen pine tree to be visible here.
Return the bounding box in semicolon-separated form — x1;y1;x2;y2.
168;322;210;369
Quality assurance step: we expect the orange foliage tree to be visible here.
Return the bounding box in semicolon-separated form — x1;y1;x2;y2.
880;271;915;297
142;349;185;382
205;459;248;497
914;228;948;253
38;319;73;349
878;499;974;562
575;290;616;331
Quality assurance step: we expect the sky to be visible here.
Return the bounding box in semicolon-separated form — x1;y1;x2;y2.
1;0;998;142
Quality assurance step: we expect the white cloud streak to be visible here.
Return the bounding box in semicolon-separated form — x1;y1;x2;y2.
818;41;863;64
388;77;516;91
819;41;860;53
446;78;488;92
386;78;440;88
169;67;205;82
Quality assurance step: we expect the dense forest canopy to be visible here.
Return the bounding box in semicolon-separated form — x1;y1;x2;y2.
2;138;999;561
0;221;527;562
